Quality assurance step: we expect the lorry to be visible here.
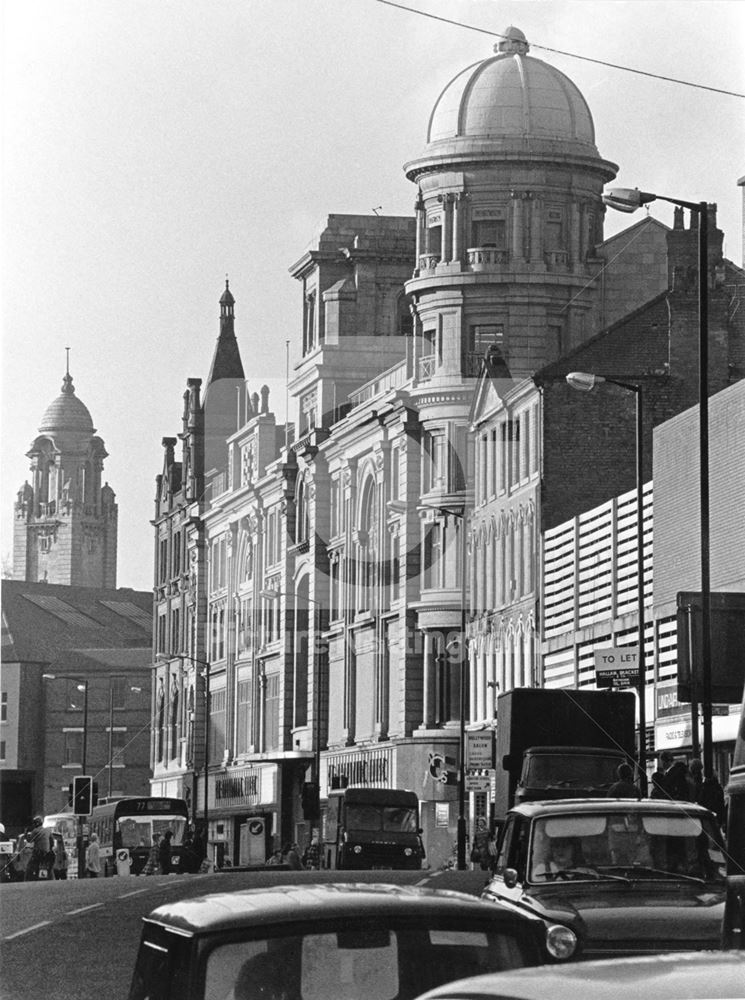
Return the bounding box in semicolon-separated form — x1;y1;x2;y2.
322;787;425;870
494;687;637;822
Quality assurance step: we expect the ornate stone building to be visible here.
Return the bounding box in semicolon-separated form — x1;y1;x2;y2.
13;365;118;587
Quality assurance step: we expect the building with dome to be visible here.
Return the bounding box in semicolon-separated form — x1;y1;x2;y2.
12;365;118;588
150;30;743;870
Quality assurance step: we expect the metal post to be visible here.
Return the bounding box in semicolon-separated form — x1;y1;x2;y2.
204;665;210;858
79;680;89;878
457;509;468;870
634;387;648;793
107;684;114;798
697;202;713;779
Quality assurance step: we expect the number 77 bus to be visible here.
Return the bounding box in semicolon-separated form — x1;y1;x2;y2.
87;797;192;876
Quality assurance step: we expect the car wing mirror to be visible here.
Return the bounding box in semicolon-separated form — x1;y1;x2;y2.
503;868;519;888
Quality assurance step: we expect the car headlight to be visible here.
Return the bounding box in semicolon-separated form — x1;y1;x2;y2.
353;845;362;854
545;923;577;961
404;848;412;856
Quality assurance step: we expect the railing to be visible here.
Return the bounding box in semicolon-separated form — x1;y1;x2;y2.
418;253;441;271
39;501;56;517
466;247;510;268
348;360;407;410
418;355;437;380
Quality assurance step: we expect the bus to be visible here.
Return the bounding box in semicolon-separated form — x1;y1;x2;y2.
87;797;191;876
723;686;745;949
323;788;425;870
43;811;79;878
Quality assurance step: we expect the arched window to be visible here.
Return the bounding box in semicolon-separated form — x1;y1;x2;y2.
296;477;310;544
357;478;377;613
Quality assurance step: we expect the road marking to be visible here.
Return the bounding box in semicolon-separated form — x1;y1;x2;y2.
118;887;149;898
65;903;104;915
5;920;51;940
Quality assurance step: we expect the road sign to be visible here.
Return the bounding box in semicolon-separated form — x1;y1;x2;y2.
467;733;494;769
465;772;492;793
594;647;639;688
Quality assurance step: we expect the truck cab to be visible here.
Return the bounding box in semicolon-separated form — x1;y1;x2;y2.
723;685;745;948
323;787;425;870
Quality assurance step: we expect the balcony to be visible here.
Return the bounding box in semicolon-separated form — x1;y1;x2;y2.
348;360;407;411
418;253;441;273
466;247;510;270
418;355;437;381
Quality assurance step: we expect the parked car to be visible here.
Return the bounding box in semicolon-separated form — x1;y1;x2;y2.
128;882;576;1000
481;798;727;959
412;951;745;1000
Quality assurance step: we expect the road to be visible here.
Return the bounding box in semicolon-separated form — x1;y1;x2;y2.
0;868;489;1000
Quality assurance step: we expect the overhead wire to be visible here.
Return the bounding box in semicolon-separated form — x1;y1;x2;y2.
374;0;745;100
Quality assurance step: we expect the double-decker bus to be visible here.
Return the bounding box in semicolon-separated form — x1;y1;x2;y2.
87;797;191;876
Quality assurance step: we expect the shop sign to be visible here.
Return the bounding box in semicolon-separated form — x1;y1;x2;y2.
465;772;492;793
467;733;494;769
326;748;392;788
215;768;260;806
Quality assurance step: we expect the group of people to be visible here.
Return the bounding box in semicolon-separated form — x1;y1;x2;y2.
650;751;727;825
2;816;71;881
264;836;321;870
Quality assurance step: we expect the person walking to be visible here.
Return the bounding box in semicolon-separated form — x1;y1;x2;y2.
141;834;160;875
283;842;304;870
25;816;52;881
85;832;102;878
52;834;69;879
607;762;641;799
158;830;173;874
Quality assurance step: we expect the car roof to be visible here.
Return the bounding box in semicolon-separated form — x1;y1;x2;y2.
415;951;745;1000
507;798;716;818
141;883;530;936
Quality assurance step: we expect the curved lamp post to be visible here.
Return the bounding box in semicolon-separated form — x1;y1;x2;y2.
566;372;647;791
603;187;712;779
389;498;469;870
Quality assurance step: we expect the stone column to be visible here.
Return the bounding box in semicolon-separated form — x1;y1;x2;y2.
442;195;453;263
511;193;523;261
452;193;463;263
422;631;437;727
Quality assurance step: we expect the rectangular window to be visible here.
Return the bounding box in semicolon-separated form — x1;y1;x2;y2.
330;478;340;537
111;730;127;766
236;679;252;754
427;224;442;258
111;677;128;710
1;691;6;723
423;522;442;590
170;607;181;654
64;730;83;766
172;531;182;577
471;219;506;248
0;740;5;761
159;538;168;583
264;673;280;752
209;688;227;764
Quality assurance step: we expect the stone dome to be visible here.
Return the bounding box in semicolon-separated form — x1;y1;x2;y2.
424;26;598;157
38;372;95;435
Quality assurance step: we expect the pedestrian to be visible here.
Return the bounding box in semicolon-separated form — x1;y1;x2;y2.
158;829;173;874
699;774;727;828
265;848;284;866
470;817;492;871
688;758;704;802
665;758;695;801
283;842;304;870
52;834;69;880
85;832;102;878
650;750;674;799
25;816;52;881
607;762;641;799
302;833;321;870
141;834;160;875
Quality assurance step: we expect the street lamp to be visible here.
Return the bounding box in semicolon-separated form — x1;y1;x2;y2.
158;653;211;854
603;187;713;779
389;498;470;870
43;673;89;875
260;588;324;835
566;372;647;791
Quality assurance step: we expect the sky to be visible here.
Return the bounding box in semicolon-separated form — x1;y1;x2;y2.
2;0;744;592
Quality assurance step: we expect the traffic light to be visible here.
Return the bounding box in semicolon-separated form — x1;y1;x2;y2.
301;781;319;820
72;776;94;815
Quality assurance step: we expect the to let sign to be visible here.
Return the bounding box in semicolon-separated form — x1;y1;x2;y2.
594;647;640;688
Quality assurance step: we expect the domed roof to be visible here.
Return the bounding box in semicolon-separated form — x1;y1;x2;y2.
38;372;95;435
425;27;597;155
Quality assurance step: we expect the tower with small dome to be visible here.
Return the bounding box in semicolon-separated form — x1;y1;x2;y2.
13;363;118;587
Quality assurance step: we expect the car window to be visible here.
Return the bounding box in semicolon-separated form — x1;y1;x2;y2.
202;923;533;1000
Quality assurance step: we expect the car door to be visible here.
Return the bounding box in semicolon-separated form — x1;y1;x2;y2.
484;816;530;905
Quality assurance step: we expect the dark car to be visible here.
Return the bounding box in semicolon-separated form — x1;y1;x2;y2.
412;951;745;1000
481;798;726;960
128;882;574;1000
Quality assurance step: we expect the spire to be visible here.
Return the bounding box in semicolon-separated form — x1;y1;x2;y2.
206;278;244;386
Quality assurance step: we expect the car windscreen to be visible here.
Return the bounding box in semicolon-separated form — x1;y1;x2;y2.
344;804;418;833
117;815;188;849
529;811;725;883
523;754;620;787
202;920;534;1000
